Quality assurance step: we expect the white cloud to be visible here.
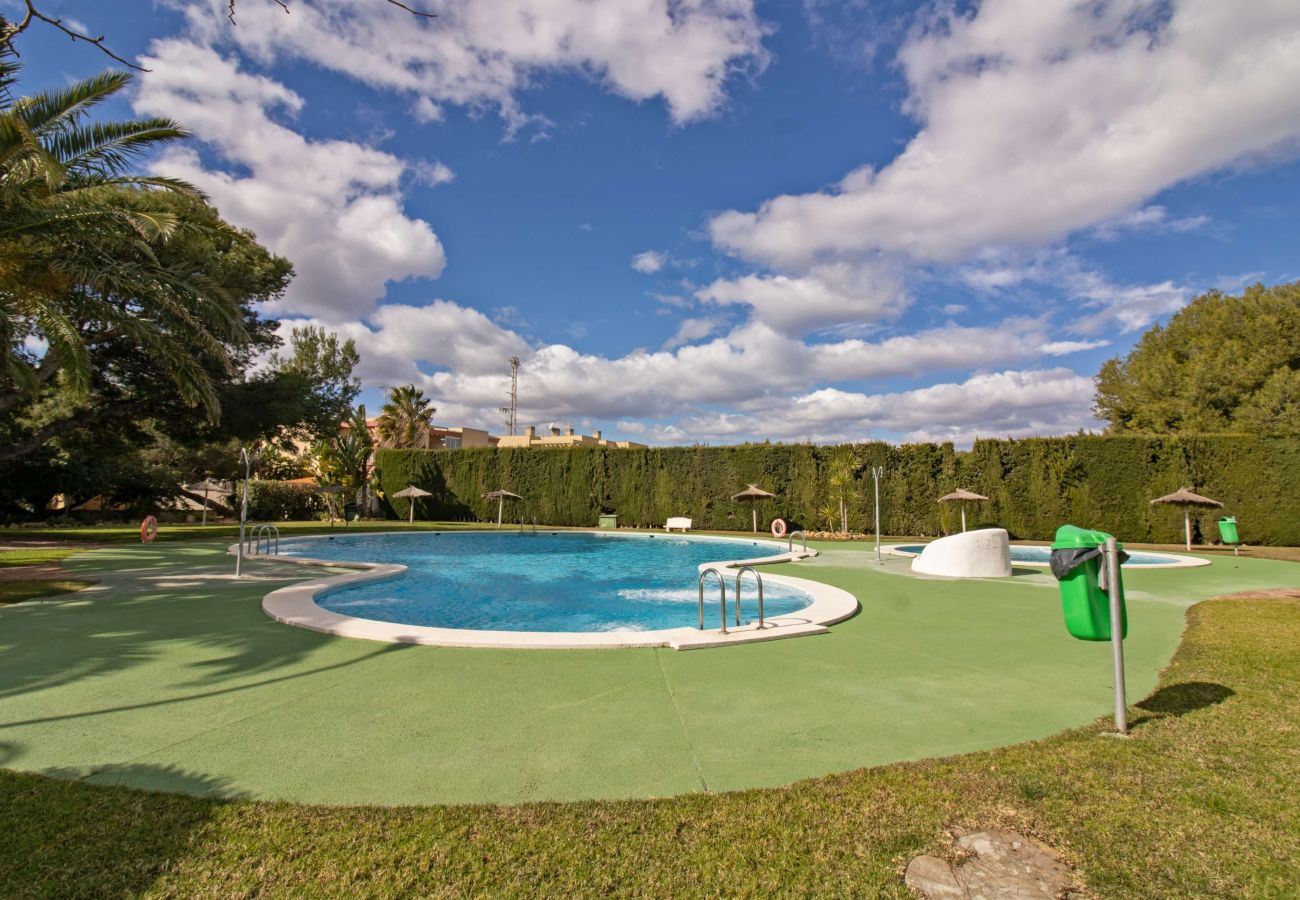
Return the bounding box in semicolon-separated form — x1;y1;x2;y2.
410;96;443;123
661;316;725;350
956;250;1192;335
413;160;455;187
941;303;967;315
618;368;1099;446
695;261;907;336
1090;205;1210;240
287;295;1049;434
182;0;769;129
631;250;667;274
709;0;1300;268
135;40;446;321
1040;339;1109;356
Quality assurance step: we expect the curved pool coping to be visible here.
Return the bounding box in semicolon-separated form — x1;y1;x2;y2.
882;542;1211;569
235;530;860;650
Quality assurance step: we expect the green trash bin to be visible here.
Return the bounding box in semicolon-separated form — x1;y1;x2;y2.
1218;516;1238;544
598;514;618;529
1050;524;1127;642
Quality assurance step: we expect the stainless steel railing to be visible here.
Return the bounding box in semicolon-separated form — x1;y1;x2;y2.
698;567;728;633
787;530;807;553
733;565;765;629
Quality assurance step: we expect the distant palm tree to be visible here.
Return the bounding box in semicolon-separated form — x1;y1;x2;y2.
377;384;435;448
826;448;861;534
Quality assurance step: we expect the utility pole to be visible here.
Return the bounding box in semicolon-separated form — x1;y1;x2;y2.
498;356;520;435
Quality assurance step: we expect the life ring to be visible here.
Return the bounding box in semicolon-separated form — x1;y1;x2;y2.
140;516;158;543
770;517;788;538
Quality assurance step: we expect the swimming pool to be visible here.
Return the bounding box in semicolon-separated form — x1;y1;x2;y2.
890;544;1197;567
279;532;816;633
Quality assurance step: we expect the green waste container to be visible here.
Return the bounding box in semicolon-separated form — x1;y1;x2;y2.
598;514;618;529
1218;516;1239;544
1050;524;1127;642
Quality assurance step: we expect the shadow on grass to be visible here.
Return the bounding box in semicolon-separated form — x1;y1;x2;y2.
0;542;404;703
0;765;224;898
1136;681;1235;717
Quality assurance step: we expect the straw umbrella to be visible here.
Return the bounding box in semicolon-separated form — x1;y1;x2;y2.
1150;487;1222;551
317;484;346;526
938;488;989;533
189;477;228;527
392;484;432;524
482;489;523;527
731;484;776;533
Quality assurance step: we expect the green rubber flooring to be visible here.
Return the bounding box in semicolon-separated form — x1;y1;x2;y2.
2;539;1297;806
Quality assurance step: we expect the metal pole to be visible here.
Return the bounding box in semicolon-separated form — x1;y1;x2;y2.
872;466;882;564
1106;536;1128;734
236;448;250;577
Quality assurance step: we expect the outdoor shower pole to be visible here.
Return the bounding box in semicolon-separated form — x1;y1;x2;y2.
871;466;883;564
1106;536;1128;734
236;447;251;577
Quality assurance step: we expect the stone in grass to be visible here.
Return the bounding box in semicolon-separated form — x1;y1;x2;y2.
904;829;1079;899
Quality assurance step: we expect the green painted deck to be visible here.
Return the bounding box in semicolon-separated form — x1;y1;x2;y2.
2;539;1297;806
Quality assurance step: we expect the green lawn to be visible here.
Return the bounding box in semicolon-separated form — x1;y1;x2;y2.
1;593;1295;897
1;532;1299;896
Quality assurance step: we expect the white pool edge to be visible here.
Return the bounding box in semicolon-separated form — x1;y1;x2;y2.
235;530;859;650
881;542;1212;569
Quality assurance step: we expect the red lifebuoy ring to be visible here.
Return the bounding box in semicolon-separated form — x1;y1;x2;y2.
140;516;158;543
770;518;787;538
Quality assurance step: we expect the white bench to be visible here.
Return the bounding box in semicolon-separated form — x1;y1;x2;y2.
665;517;692;532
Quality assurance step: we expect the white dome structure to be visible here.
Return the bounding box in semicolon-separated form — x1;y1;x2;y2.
911;528;1012;578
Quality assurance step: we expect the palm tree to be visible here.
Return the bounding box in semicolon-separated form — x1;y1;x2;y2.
0;48;242;419
333;405;374;515
376;384;435;448
826;448;861;534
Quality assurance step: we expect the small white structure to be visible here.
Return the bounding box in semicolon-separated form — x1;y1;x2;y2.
911;527;1012;578
665;517;692;532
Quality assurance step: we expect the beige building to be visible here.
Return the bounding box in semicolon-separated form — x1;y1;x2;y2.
496;425;645;449
347;419;496;450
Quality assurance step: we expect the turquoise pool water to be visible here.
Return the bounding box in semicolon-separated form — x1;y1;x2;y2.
893;544;1183;567
282;532;812;632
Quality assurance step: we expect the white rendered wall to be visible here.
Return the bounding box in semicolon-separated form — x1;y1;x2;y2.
911;528;1013;578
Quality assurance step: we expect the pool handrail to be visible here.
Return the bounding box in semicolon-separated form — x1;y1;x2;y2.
733;565;765;629
698;567;728;634
787;530;807;553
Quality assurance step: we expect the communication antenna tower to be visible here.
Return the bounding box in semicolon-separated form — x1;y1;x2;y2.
499;356;520;435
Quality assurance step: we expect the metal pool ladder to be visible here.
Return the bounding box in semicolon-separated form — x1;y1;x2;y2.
733;565;765;629
787;530;807;553
251;523;279;556
698;568;728;633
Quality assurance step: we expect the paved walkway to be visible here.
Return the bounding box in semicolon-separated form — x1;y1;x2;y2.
1;539;1297;805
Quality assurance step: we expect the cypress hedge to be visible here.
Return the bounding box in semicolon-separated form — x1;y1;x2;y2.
376;435;1300;545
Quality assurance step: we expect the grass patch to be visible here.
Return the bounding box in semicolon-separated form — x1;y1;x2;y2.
0;548;79;568
0;579;91;606
1;594;1296;897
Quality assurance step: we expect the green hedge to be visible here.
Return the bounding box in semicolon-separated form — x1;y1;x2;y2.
376;435;1300;545
245;480;325;522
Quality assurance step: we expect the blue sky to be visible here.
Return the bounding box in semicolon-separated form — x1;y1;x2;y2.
11;0;1300;445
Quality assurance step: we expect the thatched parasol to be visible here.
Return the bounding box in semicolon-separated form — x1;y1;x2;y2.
483;489;523;527
731;484;776;533
188;478;230;526
1150;487;1222;551
938;488;989;533
392;484;433;524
